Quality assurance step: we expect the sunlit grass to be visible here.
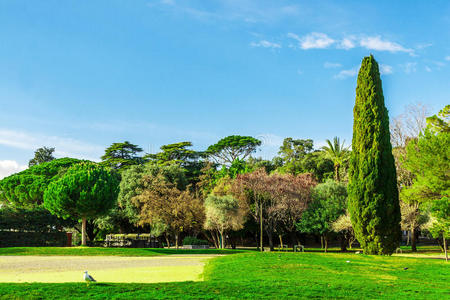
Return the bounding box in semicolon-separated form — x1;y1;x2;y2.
0;251;447;299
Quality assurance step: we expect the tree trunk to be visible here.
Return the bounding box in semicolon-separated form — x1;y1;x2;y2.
411;228;417;252
323;235;328;253
210;231;219;249
215;231;221;249
279;235;283;249
81;218;87;246
165;234;170;248
335;164;340;182
340;234;347;252
260;203;263;252
86;220;99;245
267;229;274;251
175;233;179;249
290;231;298;249
320;236;324;249
220;230;224;249
444;236;448;262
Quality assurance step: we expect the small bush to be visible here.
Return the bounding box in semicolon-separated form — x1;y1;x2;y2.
183;236;209;246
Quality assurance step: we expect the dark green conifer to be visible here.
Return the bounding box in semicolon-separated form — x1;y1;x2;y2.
348;55;401;255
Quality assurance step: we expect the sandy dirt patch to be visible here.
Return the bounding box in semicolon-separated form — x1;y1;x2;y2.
0;255;218;283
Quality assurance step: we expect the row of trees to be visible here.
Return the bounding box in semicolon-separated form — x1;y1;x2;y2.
0;56;447;256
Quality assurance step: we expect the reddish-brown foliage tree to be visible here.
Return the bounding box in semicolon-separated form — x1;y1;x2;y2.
232;169;316;251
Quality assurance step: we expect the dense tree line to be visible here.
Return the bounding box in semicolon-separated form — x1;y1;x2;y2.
0;56;448;256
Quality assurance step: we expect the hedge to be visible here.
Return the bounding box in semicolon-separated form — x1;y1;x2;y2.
0;231;67;247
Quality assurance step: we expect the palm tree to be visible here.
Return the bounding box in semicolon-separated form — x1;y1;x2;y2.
322;137;350;182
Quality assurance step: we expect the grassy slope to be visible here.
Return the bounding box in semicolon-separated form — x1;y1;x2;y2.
0;247;245;256
0;252;448;299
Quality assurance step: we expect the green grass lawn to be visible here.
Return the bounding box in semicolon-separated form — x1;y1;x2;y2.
0;251;448;299
0;247;246;256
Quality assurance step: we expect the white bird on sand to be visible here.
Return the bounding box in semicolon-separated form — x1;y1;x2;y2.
84;271;96;284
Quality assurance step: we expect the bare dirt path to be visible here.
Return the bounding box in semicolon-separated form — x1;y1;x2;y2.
0;255;219;283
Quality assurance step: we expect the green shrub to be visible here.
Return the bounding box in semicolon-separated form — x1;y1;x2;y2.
183;236;209;245
0;231;67;247
0;206;75;232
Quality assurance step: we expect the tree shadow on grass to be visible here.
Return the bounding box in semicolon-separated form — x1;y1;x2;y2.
141;248;246;255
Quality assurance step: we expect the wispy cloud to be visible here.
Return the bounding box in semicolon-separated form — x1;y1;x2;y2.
380;64;393;75
250;40;281;49
401;62;417;74
152;0;301;23
288;32;335;49
359;36;414;55
432;60;445;68
334;67;359;79
324;62;342;68
0;160;27;179
0;129;104;162
287;33;414;55
445;56;450;61
416;43;432;50
338;37;356;50
425;66;432;72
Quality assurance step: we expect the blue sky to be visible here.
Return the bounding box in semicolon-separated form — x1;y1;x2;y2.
0;0;449;178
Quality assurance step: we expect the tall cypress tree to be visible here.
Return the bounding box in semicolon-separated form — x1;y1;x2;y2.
348;55;401;255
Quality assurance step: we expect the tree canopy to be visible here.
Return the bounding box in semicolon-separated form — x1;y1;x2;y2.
204;194;245;249
101;141;144;170
28;146;55;167
276;138;314;174
297;180;347;252
146;142;199;165
402;129;449;202
426;104;449;133
132;172;204;248
117;163;188;225
44;162;119;245
206;135;261;164
0;158;81;207
321;137;350;182
348;55;401;255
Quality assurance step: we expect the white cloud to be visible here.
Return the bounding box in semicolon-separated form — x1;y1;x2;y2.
0;129;103;162
250;40;281;49
380;64;393;75
445;56;450;61
415;43;432;50
360;36;414;55
425;66;432;72
338;37;356;50
288;32;335;49
287;33;413;55
402;62;417;74
334;67;359;79
324;62;342;68
0;160;27;179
